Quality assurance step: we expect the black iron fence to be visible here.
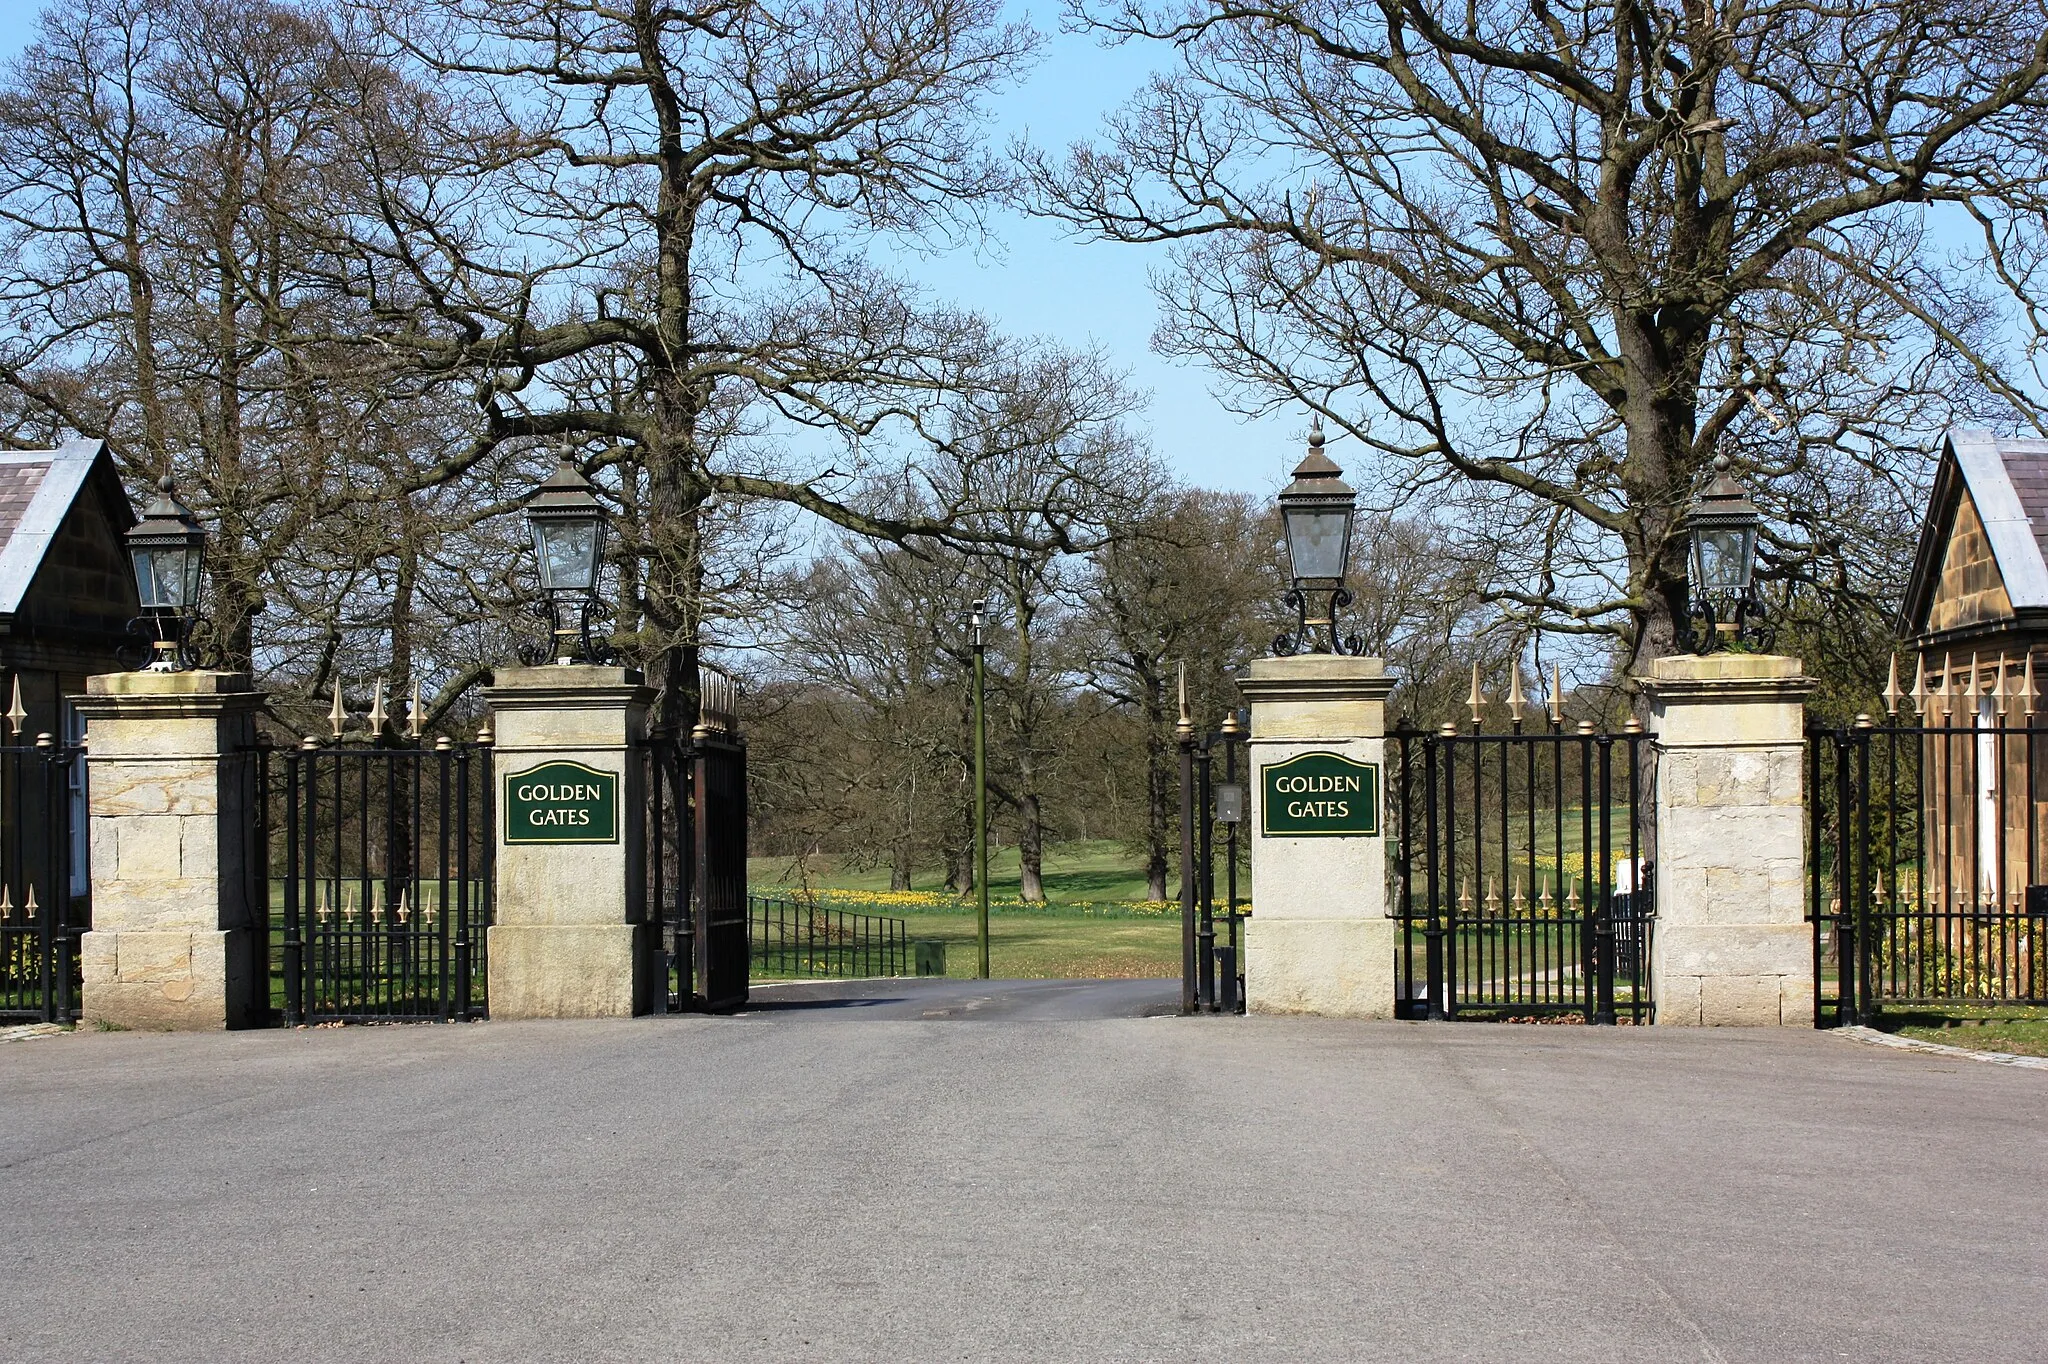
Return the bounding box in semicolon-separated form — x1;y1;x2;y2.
1179;718;1249;1015
749;896;910;978
0;738;86;1022
637;719;749;1012
270;738;492;1023
1390;723;1654;1022
1811;704;2048;1026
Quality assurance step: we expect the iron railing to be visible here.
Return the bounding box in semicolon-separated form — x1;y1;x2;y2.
1811;713;2048;1026
0;738;86;1022
272;738;492;1023
637;728;750;1011
749;896;910;978
1390;724;1654;1022
1179;721;1249;1015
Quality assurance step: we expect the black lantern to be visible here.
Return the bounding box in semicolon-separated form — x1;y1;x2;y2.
1273;421;1365;655
522;449;612;664
124;476;207;670
1682;453;1770;651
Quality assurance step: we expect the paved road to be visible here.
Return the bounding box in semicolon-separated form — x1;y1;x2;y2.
3;980;2043;1363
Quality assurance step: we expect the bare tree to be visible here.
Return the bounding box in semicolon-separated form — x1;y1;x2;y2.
300;0;1088;726
1076;485;1276;898
1027;0;2048;680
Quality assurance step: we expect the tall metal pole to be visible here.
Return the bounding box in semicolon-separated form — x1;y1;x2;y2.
972;600;990;980
1197;740;1216;1010
1177;662;1198;1014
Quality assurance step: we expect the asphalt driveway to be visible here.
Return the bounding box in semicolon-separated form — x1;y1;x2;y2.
2;979;2041;1362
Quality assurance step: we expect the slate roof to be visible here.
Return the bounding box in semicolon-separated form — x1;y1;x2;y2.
0;439;128;619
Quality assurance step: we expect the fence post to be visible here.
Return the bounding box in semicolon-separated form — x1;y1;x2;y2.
1236;655;1399;1017
1641;654;1815;1025
485;665;655;1018
75;671;265;1030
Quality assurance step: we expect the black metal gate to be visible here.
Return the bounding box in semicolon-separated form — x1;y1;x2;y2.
1178;714;1249;1014
0;736;87;1022
1390;723;1654;1022
272;738;493;1023
638;687;748;1012
1811;708;2048;1027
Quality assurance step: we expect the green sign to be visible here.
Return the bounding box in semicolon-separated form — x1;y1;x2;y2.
505;760;619;843
1261;751;1380;838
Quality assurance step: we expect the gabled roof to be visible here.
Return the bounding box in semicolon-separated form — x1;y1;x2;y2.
1900;429;2048;638
0;439;133;619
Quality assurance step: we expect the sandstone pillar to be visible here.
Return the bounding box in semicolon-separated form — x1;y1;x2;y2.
1641;654;1814;1025
486;665;655;1018
1238;655;1399;1017
77;671;265;1030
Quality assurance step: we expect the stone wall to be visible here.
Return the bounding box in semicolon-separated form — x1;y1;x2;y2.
1925;486;2014;633
1643;654;1813;1026
76;671;262;1030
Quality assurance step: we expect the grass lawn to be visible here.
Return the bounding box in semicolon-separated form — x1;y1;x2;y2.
753;908;1189;981
1878;1003;2048;1057
749;840;1176;907
749;841;1211;980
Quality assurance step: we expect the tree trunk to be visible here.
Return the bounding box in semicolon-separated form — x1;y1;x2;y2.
1143;667;1170;901
890;837;913;892
1017;789;1045;903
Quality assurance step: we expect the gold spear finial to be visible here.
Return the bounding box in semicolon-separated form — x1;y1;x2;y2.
1993;652;2010;716
1467;660;1485;730
1909;653;1926;716
367;678;388;736
5;675;24;740
1507;667;1527;726
1548;662;1565;728
329;677;348;739
2025;652;2039;716
1883;652;1902;717
1965;651;1980;701
407;679;424;740
23;886;36;922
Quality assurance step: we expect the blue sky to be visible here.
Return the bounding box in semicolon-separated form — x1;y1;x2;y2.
0;1;1300;496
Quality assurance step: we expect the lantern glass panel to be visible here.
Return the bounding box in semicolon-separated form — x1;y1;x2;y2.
180;543;204;610
533;518;603;593
131;545;194;611
1692;524;1755;593
1283;505;1353;582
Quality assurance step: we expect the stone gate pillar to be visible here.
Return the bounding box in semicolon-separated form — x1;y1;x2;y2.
1641;654;1814;1025
77;671;265;1030
1238;655;1399;1017
486;665;655;1018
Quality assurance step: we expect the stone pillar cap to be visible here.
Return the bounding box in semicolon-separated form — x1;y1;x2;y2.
85;669;254;696
1240;654;1397;703
1638;653;1814;700
490;664;646;690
